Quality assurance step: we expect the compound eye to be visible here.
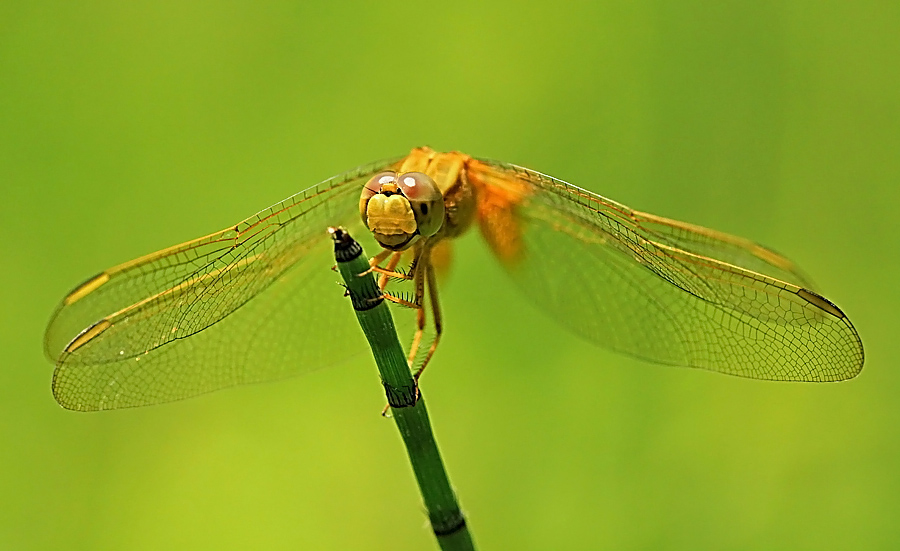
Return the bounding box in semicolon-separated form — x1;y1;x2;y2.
395;172;445;237
359;171;397;224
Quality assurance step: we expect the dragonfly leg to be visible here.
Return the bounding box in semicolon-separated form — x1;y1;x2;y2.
404;245;430;368
367;248;393;268
364;250;414;282
377;251;404;291
368;265;414;281
413;261;443;382
369;252;420;308
382;292;419;309
361;249;393;277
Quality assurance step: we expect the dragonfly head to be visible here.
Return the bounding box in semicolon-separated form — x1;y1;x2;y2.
360;171;445;250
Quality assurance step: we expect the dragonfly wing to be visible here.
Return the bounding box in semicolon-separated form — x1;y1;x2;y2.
45;157;404;410
469;159;864;381
631;211;817;289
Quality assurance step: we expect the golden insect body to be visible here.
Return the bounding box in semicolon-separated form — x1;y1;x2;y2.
44;146;864;411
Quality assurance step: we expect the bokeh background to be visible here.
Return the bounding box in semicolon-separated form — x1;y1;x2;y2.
2;1;898;550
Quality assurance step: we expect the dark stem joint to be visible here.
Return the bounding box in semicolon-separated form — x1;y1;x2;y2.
383;381;418;408
432;512;467;537
349;287;383;311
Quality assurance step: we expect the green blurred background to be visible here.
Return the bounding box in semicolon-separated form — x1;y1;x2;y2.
2;1;898;549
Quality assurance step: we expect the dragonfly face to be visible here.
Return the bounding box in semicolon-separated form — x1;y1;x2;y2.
44;146;864;411
360;171;445;250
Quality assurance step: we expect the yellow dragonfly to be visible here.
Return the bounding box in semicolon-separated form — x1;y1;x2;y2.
44;147;864;411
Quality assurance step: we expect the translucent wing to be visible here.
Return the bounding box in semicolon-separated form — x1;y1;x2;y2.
468;158;864;381
631;211;817;290
45;157;404;410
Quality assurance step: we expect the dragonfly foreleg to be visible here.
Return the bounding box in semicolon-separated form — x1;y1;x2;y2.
377;251;405;291
367;248;393;268
364;250;414;289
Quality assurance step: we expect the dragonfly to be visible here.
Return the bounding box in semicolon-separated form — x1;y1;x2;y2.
44;146;865;411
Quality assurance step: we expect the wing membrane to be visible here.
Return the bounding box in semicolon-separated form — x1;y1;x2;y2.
45;157;403;410
633;211;817;289
470;158;864;381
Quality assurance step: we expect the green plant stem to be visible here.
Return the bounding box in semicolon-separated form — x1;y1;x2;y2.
331;228;476;551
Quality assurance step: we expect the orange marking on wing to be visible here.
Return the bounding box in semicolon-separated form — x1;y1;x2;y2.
466;161;532;266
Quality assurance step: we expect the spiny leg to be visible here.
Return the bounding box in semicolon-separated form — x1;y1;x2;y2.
378;245;423;308
405;244;429;368
413;260;443;382
382;292;419;309
377;251;403;291
358;250;409;310
365;249;413;283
